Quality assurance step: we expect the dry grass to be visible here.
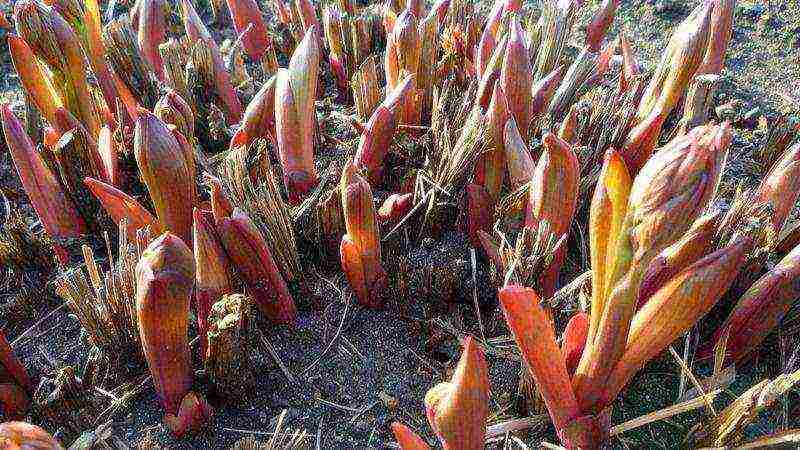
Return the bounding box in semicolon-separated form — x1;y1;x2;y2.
54;221;149;358
217;141;302;282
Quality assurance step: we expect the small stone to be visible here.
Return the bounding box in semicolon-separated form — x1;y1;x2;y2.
757;115;769;132
378;391;398;410
715;99;744;122
742;107;762;130
353;418;371;434
652;0;670;14
740;4;766;20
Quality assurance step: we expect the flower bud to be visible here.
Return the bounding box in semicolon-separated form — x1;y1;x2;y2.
712;242;800;365
226;0;271;60
0;422;62;449
391;422;430;450
138;0;167;80
378;193;413;224
7;34;63;128
627;123;729;263
231;75;277;151
424;337;488;450
525;133;579;298
1;104;86;242
154;89;195;143
275;27;320;204
340;162;386;308
636;1;713;121
137;233;210;437
217;209;296;323
134;111;196;245
500;15;532;145
354;74;414;185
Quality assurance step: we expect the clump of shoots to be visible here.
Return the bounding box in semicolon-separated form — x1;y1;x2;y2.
339;162;387;308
